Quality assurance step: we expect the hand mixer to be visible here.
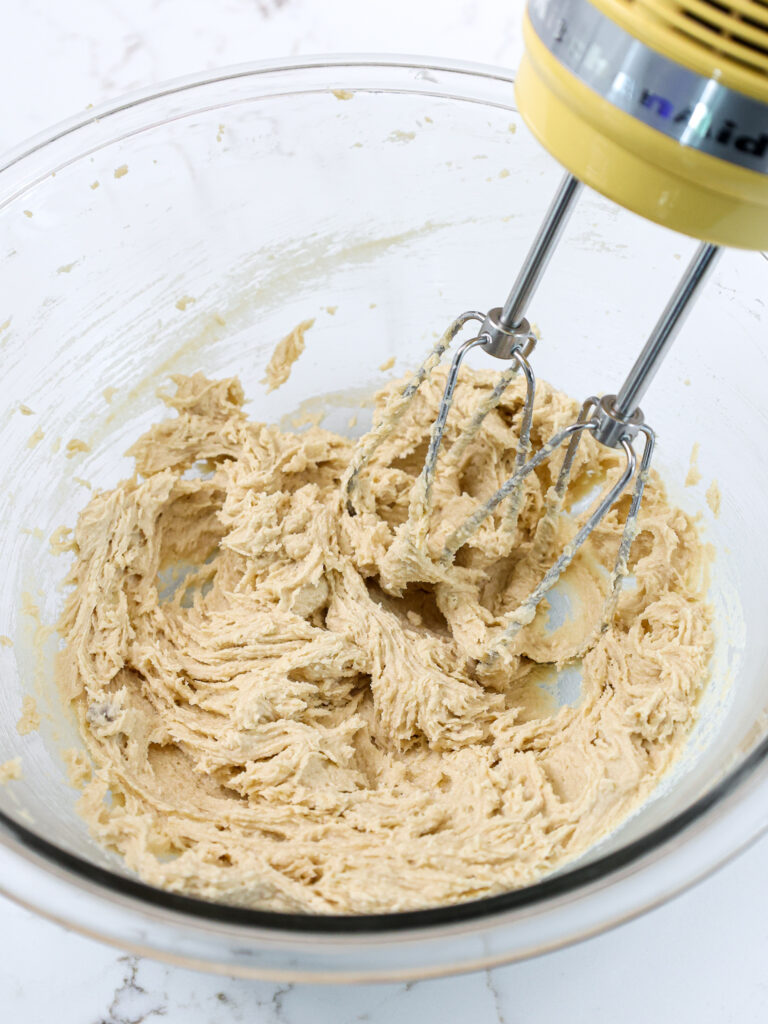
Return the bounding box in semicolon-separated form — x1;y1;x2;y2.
346;0;768;662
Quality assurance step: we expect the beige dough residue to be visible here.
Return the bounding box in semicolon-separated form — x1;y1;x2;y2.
16;696;40;736
63;748;92;788
706;481;721;517
57;368;712;914
0;758;22;784
0;635;12;648
379;356;395;372
685;441;702;486
261;319;315;393
388;130;416;143
332;89;354;100
65;439;91;458
290;409;324;429
50;525;77;555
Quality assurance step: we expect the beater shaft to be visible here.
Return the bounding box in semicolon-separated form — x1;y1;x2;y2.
480;172;582;358
613;242;721;421
499;173;582;332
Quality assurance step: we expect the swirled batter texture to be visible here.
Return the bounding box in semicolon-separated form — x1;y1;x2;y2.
58;368;711;912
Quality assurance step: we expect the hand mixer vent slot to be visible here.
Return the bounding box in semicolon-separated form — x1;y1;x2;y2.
612;0;768;75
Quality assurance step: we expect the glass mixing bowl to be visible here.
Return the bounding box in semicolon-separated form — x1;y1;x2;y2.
0;57;767;982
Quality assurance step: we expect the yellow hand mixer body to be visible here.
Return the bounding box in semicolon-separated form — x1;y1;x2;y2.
345;0;768;661
519;0;768;249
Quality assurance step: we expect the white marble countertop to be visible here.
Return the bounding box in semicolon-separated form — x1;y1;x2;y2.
1;1;767;1020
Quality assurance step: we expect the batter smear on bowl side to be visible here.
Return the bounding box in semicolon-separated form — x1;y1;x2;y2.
57;361;712;913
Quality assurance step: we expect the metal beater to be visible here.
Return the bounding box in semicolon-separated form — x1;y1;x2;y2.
345;171;720;663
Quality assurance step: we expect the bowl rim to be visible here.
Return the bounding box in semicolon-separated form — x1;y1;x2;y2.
1;53;766;939
0;52;521;176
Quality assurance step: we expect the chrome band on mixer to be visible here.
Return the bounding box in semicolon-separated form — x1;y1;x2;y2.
527;0;768;174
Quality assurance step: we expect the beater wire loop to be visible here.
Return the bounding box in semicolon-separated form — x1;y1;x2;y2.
441;419;592;563
486;433;638;663
343;310;484;515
